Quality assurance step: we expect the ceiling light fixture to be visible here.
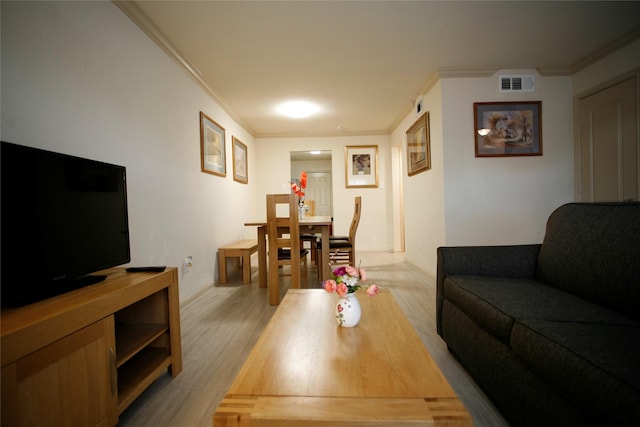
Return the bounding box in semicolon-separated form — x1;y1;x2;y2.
310;150;321;155
276;101;320;119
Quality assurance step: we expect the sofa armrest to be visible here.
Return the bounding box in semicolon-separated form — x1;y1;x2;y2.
436;244;541;336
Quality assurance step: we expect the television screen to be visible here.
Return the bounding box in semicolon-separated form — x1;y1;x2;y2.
1;141;130;306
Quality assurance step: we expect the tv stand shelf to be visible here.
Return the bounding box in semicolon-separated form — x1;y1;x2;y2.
115;323;168;366
117;347;172;414
1;267;182;427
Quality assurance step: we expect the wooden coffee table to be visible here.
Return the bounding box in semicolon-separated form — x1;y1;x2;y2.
213;289;472;426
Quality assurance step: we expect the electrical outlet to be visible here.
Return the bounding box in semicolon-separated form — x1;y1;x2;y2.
184;256;193;273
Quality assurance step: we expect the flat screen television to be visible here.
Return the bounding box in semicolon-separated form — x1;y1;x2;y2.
1;141;130;307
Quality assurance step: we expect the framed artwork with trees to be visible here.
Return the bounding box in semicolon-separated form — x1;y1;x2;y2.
474;101;542;157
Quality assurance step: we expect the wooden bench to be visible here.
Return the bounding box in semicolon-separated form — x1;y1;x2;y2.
218;239;258;284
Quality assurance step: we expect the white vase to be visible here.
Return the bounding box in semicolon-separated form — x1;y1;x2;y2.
298;201;306;220
335;293;361;327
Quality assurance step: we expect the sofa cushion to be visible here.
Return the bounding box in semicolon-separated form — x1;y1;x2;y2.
442;300;599;427
536;202;640;319
511;319;640;426
444;275;636;345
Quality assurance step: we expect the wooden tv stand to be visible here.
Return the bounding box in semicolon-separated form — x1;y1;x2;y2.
1;267;182;427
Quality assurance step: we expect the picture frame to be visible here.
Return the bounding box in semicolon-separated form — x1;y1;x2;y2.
200;111;226;176
345;145;378;188
474;101;542;157
406;112;431;176
232;136;248;184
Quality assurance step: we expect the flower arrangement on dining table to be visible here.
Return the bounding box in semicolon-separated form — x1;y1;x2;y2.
291;171;309;218
291;170;307;205
322;265;380;297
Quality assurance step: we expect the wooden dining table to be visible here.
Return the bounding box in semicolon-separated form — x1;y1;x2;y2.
245;215;333;289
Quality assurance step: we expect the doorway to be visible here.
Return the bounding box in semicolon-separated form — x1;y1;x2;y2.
290;151;333;216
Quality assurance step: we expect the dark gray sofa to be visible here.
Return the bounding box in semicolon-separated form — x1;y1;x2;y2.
436;202;640;427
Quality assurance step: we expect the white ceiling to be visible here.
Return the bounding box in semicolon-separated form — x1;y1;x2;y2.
118;1;640;138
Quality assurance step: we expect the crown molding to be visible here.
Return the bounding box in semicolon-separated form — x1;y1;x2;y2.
435;28;640;78
113;1;639;140
570;27;640;74
112;1;256;137
537;68;572;76
418;71;441;94
254;129;390;139
437;67;499;78
387;71;441;133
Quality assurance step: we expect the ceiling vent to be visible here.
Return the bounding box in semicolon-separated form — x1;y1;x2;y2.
499;75;535;92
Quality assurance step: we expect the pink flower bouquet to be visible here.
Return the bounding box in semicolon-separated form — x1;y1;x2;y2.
322;265;379;297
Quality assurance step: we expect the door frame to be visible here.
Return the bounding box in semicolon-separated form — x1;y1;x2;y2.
573;67;640;201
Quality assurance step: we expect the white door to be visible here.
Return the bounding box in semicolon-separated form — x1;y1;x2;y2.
577;74;638;202
305;172;333;216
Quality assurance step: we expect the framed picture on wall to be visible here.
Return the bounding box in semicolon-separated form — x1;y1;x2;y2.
200;111;226;176
232;136;248;184
474;101;542;157
345;145;378;188
406;112;431;176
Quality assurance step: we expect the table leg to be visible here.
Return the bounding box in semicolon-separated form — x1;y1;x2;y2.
218;249;227;284
257;226;267;288
320;225;331;282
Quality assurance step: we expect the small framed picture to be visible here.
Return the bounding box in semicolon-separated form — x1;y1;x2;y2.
345;145;378;188
200;111;226;176
232;136;248;184
474;101;542;157
406;112;431;176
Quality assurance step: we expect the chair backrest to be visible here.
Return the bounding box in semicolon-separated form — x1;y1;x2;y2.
305;200;316;216
348;196;362;243
266;193;302;303
266;193;301;256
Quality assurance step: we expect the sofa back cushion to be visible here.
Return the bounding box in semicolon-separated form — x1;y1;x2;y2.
536;202;640;319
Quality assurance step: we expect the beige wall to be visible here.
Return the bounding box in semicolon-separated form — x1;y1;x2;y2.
393;44;640;278
1;1;256;302
1;2;396;306
441;72;575;247
390;82;446;276
392;72;577;278
252;136;394;252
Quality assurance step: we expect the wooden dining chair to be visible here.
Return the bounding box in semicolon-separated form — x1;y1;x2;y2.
300;233;318;264
299;200;317;264
266;193;309;305
317;196;361;269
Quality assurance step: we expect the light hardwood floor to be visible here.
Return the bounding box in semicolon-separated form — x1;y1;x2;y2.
118;251;510;427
